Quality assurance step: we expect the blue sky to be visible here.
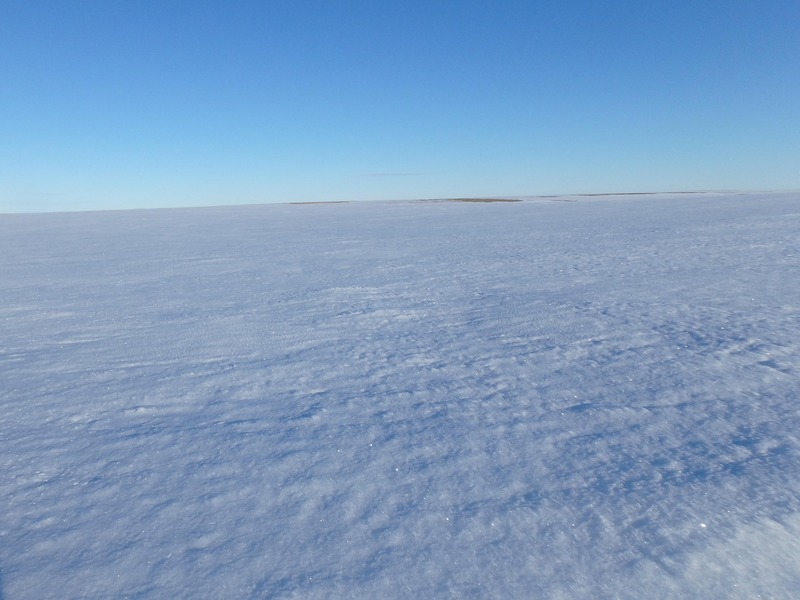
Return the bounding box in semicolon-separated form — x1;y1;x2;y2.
2;0;799;212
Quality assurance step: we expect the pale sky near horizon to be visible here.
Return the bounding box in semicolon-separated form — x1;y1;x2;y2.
2;0;799;213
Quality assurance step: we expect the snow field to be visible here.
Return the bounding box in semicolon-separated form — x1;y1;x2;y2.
2;193;799;598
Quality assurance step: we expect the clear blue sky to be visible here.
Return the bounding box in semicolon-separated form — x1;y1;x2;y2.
2;0;799;212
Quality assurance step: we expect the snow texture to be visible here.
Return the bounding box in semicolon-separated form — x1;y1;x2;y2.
2;192;799;598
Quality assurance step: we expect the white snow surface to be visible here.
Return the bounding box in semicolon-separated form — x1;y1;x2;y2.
2;193;800;599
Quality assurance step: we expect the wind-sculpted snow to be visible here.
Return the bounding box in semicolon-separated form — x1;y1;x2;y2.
2;193;799;598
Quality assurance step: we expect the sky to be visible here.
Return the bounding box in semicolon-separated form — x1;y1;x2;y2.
2;0;799;213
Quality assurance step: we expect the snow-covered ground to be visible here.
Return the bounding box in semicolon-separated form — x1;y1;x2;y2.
2;192;799;599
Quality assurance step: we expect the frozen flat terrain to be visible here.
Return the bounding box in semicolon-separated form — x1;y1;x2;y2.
2;192;799;599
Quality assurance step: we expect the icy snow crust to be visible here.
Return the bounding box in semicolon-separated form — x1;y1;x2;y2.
2;193;799;598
